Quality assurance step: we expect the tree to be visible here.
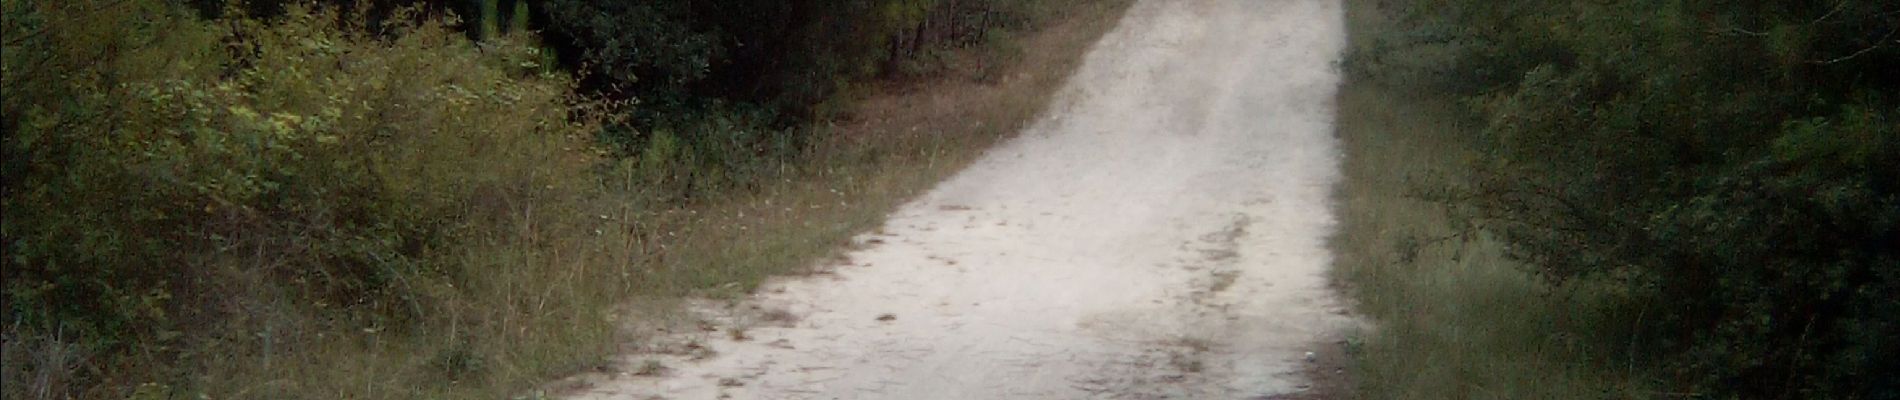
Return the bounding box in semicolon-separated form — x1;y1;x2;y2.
1360;0;1900;397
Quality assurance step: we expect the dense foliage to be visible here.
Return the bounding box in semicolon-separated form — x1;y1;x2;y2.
2;0;1091;397
2;1;606;396
318;0;1067;199
1351;0;1898;398
527;0;1061;199
532;0;1049;116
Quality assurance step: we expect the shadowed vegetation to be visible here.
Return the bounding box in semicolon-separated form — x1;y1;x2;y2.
1336;0;1897;398
0;0;1132;398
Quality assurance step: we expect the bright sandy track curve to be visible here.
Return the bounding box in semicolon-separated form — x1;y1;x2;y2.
569;0;1350;398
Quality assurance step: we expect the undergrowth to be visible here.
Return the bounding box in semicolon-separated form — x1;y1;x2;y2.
0;0;1131;398
1330;85;1655;399
1336;0;1899;397
1329;0;1655;398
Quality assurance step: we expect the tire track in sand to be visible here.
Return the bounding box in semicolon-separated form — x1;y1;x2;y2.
568;0;1351;398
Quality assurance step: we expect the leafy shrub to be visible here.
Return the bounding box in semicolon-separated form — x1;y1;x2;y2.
2;1;600;395
1356;0;1900;398
535;0;1065;140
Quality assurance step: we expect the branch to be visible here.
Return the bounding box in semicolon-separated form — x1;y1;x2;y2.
1712;26;1770;37
1811;0;1853;25
1808;23;1900;64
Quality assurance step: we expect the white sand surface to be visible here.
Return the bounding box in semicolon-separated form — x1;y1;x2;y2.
569;1;1350;398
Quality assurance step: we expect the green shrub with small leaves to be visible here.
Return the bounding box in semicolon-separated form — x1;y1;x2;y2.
538;0;1074;178
2;1;602;396
1352;0;1899;398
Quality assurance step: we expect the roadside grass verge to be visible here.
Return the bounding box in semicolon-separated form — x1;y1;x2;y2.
1328;1;1657;398
182;1;1133;399
607;0;1132;312
629;0;1132;302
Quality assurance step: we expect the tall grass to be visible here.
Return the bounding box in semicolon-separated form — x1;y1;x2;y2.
294;0;1130;395
1329;1;1658;398
0;0;1132;398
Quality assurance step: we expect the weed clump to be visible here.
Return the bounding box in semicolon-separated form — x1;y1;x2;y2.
3;2;609;397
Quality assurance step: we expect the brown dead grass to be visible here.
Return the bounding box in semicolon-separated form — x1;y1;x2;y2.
161;1;1136;399
527;0;1135;397
0;1;1133;399
633;0;1135;302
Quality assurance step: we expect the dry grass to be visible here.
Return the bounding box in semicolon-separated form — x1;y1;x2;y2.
1326;1;1658;398
162;1;1136;399
652;0;1132;296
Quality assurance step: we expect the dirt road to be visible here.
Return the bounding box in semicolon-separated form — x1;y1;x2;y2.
569;0;1349;398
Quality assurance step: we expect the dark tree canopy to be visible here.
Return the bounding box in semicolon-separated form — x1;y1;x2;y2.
1354;0;1899;398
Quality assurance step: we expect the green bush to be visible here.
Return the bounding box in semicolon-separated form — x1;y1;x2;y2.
0;0;1114;396
1355;0;1899;398
537;0;1065;138
2;1;600;396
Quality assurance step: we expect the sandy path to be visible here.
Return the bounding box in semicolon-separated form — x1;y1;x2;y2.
569;0;1349;398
